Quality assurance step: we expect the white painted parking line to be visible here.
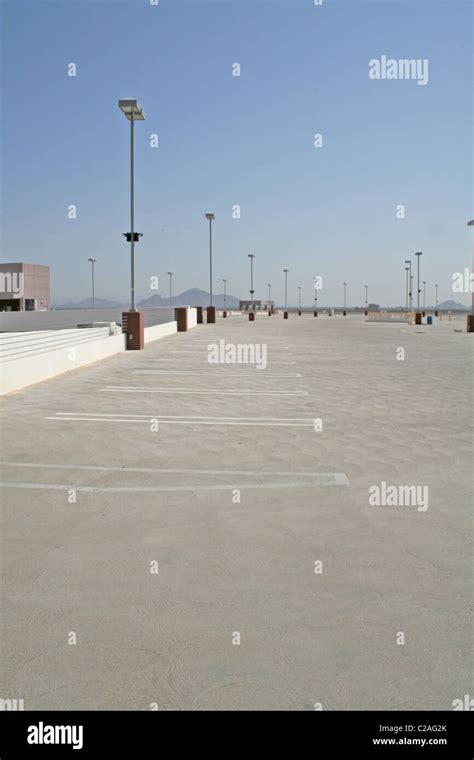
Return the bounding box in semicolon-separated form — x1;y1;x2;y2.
0;462;349;483
52;413;312;420
132;370;303;378
45;417;315;427
100;386;309;396
0;476;349;493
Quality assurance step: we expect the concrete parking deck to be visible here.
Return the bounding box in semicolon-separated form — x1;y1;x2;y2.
0;314;472;710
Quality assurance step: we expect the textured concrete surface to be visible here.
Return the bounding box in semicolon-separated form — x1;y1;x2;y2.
0;313;472;710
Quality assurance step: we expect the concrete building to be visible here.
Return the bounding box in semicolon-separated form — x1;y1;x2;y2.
0;263;50;311
239;299;263;311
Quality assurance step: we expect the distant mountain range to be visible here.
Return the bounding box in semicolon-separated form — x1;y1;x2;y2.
54;289;240;310
53;294;470;311
54;297;125;309
138;288;240;308
436;300;469;310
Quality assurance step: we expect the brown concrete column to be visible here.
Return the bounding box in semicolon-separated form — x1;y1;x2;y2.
175;307;188;332
249;312;255;321
467;314;474;332
268;310;271;316
223;311;227;318
195;306;203;324
123;311;144;350
314;311;318;317
207;306;216;323
415;312;422;325
298;310;302;316
283;311;288;319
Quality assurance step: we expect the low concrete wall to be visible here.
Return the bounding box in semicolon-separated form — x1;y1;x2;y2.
0;306;176;333
144;321;177;344
0;317;183;394
187;307;197;329
0;330;126;395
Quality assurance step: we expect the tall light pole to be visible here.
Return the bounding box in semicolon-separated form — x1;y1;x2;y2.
118;99;145;312
313;277;318;316
298;286;302;315
422;280;426;312
405;260;412;311
167;272;173;306
248;254;255;312
222;278;227;317
415;251;422;313
267;283;272;315
283;269;289;318
364;284;368;315
435;283;439;316
343;282;347;315
405;267;410;314
205;213;215;307
88;258;96;308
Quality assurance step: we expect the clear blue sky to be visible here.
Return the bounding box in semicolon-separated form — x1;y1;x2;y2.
1;0;472;306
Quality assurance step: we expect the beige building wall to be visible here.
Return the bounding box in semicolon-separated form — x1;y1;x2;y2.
0;263;51;310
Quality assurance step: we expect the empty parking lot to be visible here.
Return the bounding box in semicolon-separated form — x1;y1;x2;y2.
0;314;472;710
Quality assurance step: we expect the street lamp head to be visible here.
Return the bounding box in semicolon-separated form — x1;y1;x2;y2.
467;220;474;226
167;271;173;276
118;99;145;120
283;269;288;273
88;258;96;263
415;251;422;257
248;254;255;259
205;213;215;221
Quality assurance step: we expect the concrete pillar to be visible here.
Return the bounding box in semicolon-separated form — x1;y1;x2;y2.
283;311;288;319
223;311;227;318
249;312;255;321
196;306;203;324
207;306;216;323
467;314;474;333
314;311;318;317
123;311;144;350
415;312;422;325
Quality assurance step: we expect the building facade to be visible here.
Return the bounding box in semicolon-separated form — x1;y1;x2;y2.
0;263;50;311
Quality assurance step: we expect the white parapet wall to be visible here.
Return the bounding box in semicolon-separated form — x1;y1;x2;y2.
186;307;197;329
0;315;185;395
0;328;126;395
144;321;177;344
